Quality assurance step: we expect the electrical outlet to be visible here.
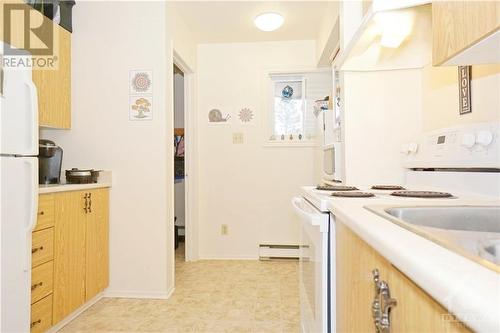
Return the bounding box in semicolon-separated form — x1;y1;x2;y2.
221;224;228;235
232;133;244;144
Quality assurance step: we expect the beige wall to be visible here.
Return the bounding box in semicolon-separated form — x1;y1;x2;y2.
167;2;197;71
196;40;320;259
40;1;196;298
343;69;423;185
422;64;500;131
316;1;340;66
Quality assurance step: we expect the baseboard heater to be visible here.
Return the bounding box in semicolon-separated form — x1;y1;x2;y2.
259;244;300;260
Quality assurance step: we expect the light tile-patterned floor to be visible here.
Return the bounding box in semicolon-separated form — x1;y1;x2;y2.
59;243;300;333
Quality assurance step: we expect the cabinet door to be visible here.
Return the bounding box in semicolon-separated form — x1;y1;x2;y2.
52;191;86;324
337;222;472;333
336;222;391;332
432;1;500;65
33;23;71;129
85;189;109;300
388;265;472;333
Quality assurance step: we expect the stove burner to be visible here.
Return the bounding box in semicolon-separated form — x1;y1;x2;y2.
331;191;375;198
390;191;453;198
371;185;406;190
317;185;359;191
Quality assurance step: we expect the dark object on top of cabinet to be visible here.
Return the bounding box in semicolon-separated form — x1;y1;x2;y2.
59;0;75;33
26;0;75;33
39;139;63;185
65;168;99;184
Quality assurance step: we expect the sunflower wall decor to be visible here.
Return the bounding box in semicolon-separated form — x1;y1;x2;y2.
238;107;254;123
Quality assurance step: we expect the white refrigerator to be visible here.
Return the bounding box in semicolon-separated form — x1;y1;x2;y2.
0;43;39;332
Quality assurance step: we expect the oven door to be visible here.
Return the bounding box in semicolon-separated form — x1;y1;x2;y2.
292;197;329;333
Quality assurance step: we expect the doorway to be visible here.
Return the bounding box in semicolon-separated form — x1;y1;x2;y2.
173;64;186;262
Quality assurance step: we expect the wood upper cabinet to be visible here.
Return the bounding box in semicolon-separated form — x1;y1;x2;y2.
0;1;71;128
52;189;109;325
32;23;71;129
432;1;500;65
52;191;87;323
85;188;110;301
336;222;471;333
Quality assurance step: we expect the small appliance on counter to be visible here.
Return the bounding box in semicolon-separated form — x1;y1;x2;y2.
65;168;100;184
39;139;63;184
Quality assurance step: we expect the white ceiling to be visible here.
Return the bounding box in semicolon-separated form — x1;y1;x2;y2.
172;1;334;44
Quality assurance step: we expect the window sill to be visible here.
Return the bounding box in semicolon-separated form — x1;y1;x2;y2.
262;141;318;148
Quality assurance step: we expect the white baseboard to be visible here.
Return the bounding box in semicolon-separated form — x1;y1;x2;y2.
47;292;104;333
104;287;174;300
198;256;259;260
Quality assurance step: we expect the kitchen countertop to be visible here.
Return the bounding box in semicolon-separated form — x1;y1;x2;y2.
39;171;112;194
39;182;111;194
301;186;500;333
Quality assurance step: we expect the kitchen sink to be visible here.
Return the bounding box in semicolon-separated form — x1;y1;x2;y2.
366;205;500;272
385;206;500;233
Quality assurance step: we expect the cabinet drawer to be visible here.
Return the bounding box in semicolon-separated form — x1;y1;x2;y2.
31;295;53;333
35;195;55;231
31;261;53;304
32;228;54;267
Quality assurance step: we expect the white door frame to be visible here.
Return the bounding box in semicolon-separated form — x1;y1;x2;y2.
173;50;198;261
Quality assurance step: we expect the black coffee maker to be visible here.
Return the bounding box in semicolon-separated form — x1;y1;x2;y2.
39;139;63;184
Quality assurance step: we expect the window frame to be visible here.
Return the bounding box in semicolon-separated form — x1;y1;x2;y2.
264;73;316;147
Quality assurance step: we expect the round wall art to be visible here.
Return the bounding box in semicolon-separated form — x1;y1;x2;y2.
130;70;153;94
238;108;254;123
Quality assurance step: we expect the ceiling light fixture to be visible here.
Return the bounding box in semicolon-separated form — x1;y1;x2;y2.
254;12;284;32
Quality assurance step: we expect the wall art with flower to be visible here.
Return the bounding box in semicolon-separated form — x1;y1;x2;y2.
129;96;153;120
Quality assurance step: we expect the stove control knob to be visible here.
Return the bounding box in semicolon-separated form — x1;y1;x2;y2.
476;130;493;147
461;133;476;148
408;142;418;154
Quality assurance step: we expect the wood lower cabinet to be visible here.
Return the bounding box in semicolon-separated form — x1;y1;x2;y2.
32;189;109;332
31;194;55;333
336;222;471;333
52;191;87;323
30;295;53;333
85;189;110;301
52;188;109;324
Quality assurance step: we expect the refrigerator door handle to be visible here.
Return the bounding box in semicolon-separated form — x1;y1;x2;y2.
25;80;39;154
23;158;38;272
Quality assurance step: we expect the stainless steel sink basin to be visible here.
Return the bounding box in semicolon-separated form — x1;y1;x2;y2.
366;205;500;272
385;206;500;233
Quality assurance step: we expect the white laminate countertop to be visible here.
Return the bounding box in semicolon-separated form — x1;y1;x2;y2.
39;182;111;194
301;186;500;333
39;171;112;194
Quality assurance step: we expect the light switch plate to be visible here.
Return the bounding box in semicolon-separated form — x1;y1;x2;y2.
233;133;244;144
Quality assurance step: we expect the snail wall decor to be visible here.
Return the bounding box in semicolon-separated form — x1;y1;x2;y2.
208;109;231;123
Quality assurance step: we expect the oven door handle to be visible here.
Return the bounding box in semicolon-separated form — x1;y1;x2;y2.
291;197;328;232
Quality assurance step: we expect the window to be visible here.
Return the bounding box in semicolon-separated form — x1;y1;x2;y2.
273;79;305;136
267;74;317;145
266;71;332;146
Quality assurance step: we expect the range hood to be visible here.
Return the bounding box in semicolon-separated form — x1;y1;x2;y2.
337;1;432;71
